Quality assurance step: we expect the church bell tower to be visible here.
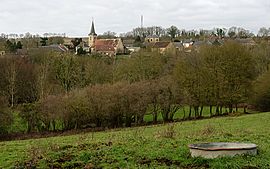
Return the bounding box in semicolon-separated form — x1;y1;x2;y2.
88;20;97;47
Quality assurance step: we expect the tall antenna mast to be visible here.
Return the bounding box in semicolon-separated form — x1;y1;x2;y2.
141;15;144;28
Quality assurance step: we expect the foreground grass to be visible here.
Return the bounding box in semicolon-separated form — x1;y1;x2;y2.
1;113;270;168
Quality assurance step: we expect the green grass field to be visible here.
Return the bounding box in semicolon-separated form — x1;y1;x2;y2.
1;113;270;168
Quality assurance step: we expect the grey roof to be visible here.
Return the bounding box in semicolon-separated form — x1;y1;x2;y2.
193;41;206;46
145;35;159;38
41;45;68;52
235;38;256;45
89;21;97;36
173;42;183;48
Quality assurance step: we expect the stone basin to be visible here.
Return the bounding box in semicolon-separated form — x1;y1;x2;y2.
188;142;257;159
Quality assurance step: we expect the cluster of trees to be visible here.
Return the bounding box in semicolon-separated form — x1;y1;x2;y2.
0;34;65;51
0;40;270;134
120;26;261;40
23;77;181;132
258;27;270;38
5;40;23;52
0;32;66;39
174;42;256;116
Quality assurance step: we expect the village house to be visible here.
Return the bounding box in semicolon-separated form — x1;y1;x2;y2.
75;41;90;54
145;35;160;43
234;38;256;46
150;41;175;53
41;44;69;53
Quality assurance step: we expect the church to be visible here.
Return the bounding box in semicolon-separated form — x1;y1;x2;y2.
88;21;125;57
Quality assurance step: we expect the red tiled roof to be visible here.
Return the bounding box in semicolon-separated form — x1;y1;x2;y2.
95;45;115;51
94;39;117;52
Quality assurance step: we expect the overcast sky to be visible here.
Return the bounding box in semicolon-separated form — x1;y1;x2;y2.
1;0;270;37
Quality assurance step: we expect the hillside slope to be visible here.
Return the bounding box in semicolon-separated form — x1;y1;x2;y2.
1;113;270;168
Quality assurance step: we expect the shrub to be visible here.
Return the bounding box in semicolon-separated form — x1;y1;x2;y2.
0;97;13;134
252;71;270;112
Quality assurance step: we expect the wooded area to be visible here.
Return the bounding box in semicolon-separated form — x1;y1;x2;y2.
0;41;270;135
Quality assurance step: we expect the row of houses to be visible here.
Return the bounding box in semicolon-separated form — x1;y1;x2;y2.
142;37;256;53
0;21;258;57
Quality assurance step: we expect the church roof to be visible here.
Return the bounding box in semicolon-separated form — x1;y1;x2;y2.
89;21;97;36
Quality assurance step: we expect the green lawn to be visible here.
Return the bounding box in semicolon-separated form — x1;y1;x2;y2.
1;113;270;168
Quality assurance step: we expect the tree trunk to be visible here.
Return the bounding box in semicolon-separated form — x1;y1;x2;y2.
183;107;186;120
153;112;158;124
194;106;199;119
188;106;192;119
199;106;204;117
161;107;170;122
210;105;213;117
125;116;132;127
220;105;223;114
52;120;56;131
216;106;219;115
229;104;233;113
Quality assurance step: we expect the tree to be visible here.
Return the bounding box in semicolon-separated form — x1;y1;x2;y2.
237;27;250;38
251;42;270;75
174;42;256;116
54;54;80;93
40;37;48;46
258;27;270;37
216;28;226;38
252;70;270;112
99;31;117;39
4;56;19;107
199;45;223;116
157;76;183;122
174;51;206;118
84;57;113;85
35;51;53;100
228;27;238;38
71;38;82;49
114;50;164;83
16;59;38;104
0;55;39;107
5;40;17;52
48;36;64;45
0;97;12;134
16;41;23;49
167;26;179;40
219;42;256;112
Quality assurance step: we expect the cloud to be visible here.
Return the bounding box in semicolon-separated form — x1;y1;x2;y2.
0;0;269;36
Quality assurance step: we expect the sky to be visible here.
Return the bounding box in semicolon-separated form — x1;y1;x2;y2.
1;0;270;37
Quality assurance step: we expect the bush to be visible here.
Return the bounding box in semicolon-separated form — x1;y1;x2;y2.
0;97;13;134
253;71;270;112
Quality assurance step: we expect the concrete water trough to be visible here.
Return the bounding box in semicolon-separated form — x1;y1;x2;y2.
188;142;257;159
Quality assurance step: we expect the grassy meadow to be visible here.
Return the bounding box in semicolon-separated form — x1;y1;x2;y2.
1;112;270;168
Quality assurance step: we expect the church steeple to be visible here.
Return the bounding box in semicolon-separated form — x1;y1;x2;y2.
89;20;97;36
88;20;97;47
